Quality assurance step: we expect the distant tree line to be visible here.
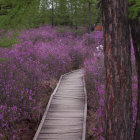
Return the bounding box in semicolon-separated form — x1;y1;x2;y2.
0;0;101;30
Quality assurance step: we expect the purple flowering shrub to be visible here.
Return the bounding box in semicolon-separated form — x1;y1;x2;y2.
0;25;88;139
83;31;105;139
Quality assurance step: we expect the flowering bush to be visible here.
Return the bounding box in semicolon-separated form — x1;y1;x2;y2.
83;31;105;139
0;25;88;139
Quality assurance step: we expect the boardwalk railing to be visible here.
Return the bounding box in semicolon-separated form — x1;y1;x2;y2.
33;69;87;140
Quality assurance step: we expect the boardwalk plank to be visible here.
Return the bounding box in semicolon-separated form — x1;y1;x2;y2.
45;117;83;121
42;125;83;130
40;128;82;134
44;120;82;126
54;95;85;99
38;133;82;139
47;113;83;118
37;138;81;140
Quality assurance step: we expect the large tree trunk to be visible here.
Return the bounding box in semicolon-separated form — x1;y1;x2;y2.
88;2;92;33
102;0;132;139
130;19;140;140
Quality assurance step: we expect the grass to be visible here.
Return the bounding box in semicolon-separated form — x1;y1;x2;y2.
56;26;87;35
0;32;19;48
0;31;19;63
0;57;8;62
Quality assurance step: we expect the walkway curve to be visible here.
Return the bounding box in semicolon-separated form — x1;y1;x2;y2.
33;69;87;140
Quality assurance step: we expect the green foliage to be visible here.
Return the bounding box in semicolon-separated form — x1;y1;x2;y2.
0;0;101;29
0;0;48;29
0;57;8;62
0;32;19;48
128;0;140;20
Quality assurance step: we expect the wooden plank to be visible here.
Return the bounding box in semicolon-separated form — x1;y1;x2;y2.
56;93;84;97
50;101;84;105
58;89;83;91
56;92;84;95
42;125;83;130
46;112;83;118
44;120;82;126
60;83;83;86
37;138;81;140
54;95;85;99
51;101;84;105
49;109;84;114
58;86;83;89
50;103;84;107
40;128;82;134
49;108;84;112
49;105;84;109
58;88;83;90
47;112;83;115
45;117;83;121
53;97;84;99
51;100;84;104
53;98;84;101
51;99;84;103
56;94;84;96
46;115;83;119
50;103;83;107
59;84;83;87
59;84;82;86
60;82;83;85
49;104;84;110
38;133;82;139
44;118;83;123
60;78;81;83
56;90;84;92
46;114;83;118
57;89;83;91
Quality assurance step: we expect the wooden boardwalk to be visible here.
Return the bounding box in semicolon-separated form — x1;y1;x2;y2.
33;69;87;140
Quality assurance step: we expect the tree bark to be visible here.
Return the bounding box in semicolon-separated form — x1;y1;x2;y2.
102;0;132;139
130;19;140;140
88;2;92;33
51;0;54;28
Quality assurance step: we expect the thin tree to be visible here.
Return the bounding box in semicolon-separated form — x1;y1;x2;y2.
51;0;54;27
102;0;132;139
88;1;92;33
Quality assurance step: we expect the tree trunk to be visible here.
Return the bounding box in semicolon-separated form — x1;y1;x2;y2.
51;0;54;28
74;3;78;36
102;0;132;139
88;2;92;33
130;19;140;140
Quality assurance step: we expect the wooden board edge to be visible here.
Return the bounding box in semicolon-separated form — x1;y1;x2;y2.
33;75;63;140
82;75;87;140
